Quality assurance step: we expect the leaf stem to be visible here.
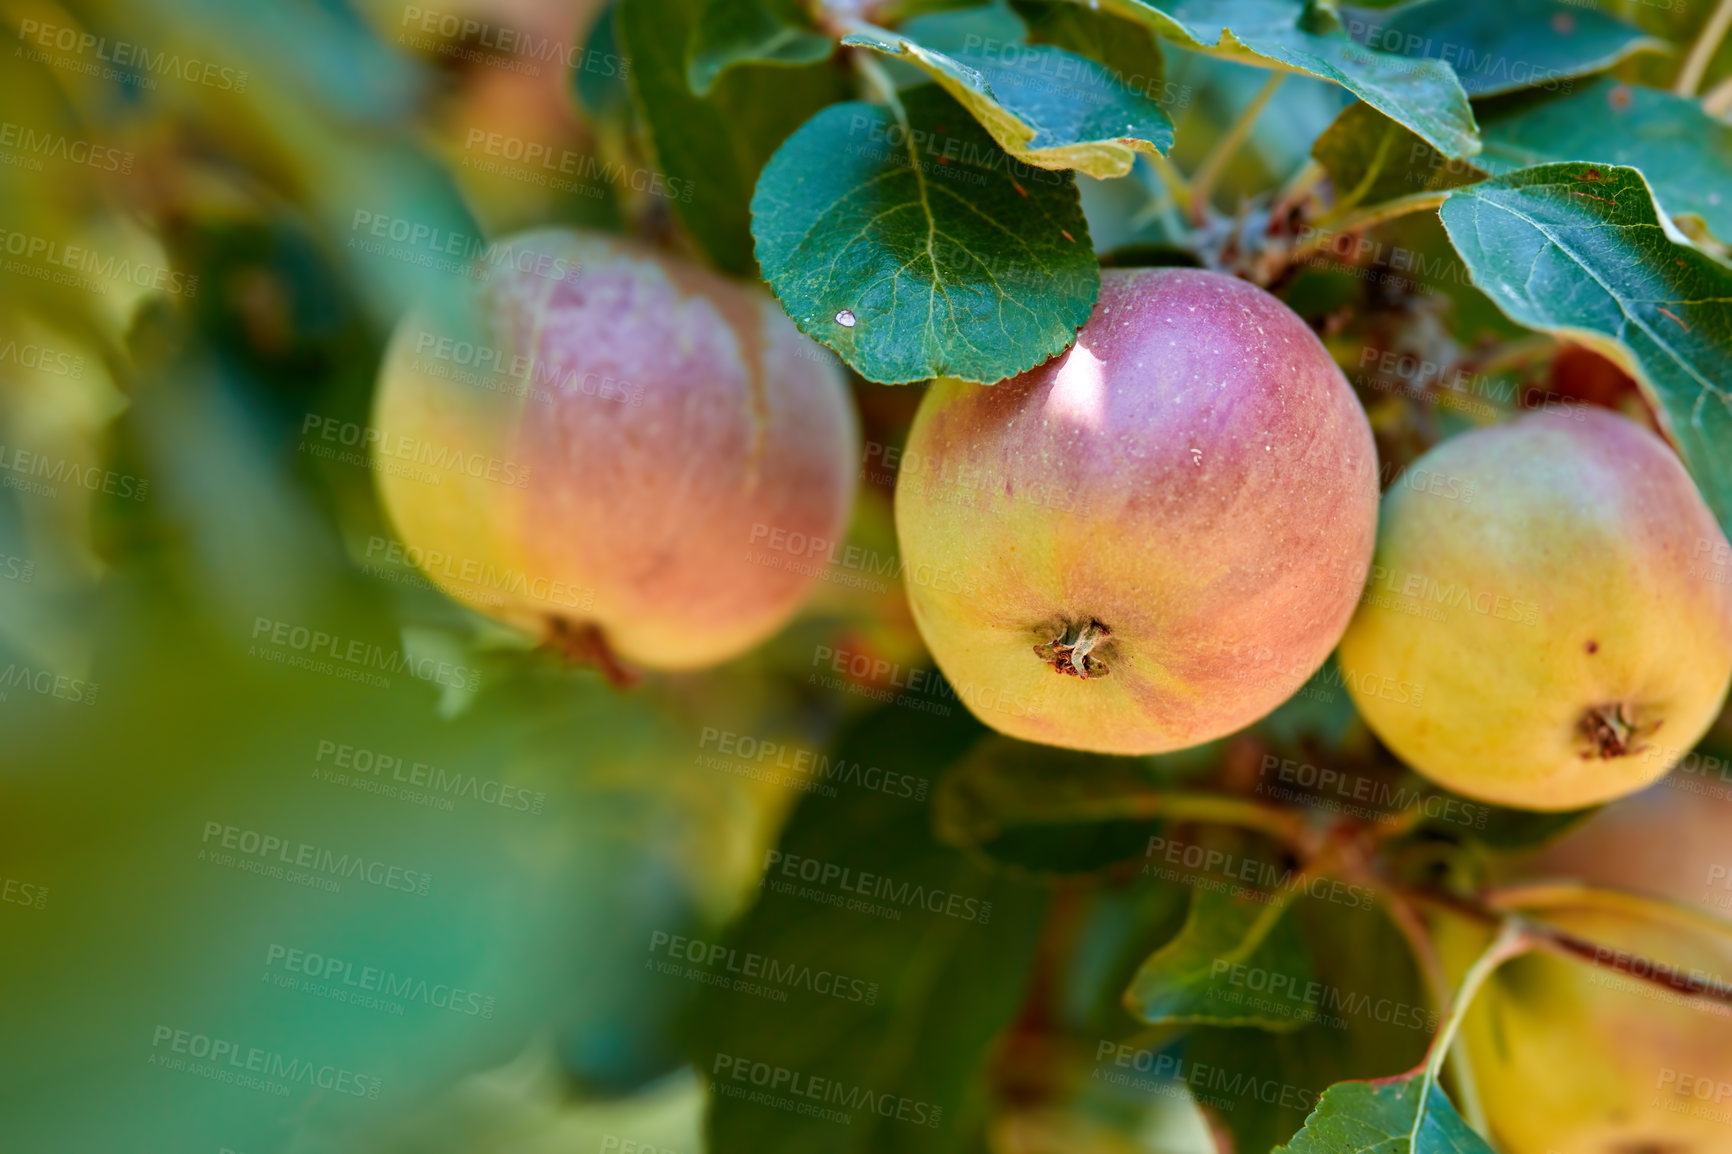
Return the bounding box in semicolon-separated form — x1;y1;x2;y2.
1319;125;1399;223
1189;71;1284;224
1704;74;1732;116
1378;889;1491;1136
1145;150;1193;206
1124;791;1316;852
1287;190;1448;263
1416;918;1528;1120
849;43;905;119
1271;158;1327;223
990;790;1317;853
1677;0;1732;95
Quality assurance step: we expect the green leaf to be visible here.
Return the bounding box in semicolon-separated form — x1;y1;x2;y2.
1012;0;1176;113
1475;77;1732;244
840;22;1175;178
934;736;1210;847
752;85;1099;384
1126;886;1315;1030
903;0;1029;48
1438;163;1732;537
620;0;846;274
1341;0;1664;97
576;2;633;121
1185;897;1435;1151
1312;102;1486;208
1272;1074;1493;1153
693;705;1049;1153
686;0;835;96
934;738;1222;876
1092;0;1480;158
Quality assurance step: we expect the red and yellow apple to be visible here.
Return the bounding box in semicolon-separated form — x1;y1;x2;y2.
894;268;1379;754
372;229;858;670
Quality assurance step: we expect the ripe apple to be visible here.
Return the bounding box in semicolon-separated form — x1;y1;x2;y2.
372;229;858;670
1439;779;1732;1153
893;268;1379;755
1337;409;1732;809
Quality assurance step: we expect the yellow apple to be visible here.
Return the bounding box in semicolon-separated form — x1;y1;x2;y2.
1337;409;1732;810
1441;779;1732;1152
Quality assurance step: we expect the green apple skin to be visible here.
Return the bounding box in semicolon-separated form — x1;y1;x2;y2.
1337;408;1732;810
893;268;1379;755
372;229;857;670
1440;781;1732;1153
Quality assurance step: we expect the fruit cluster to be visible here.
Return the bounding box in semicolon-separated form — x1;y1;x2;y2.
375;229;1732;1153
377;229;1732;812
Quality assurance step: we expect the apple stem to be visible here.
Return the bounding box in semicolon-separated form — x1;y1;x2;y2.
546;618;641;689
1033;619;1111;678
1579;702;1642;758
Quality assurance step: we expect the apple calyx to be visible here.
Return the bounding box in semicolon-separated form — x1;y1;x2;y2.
1577;702;1651;759
1034;619;1111;679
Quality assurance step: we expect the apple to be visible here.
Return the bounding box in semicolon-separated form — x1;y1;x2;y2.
1337;408;1732;810
893;267;1379;754
371;229;858;670
1440;778;1732;1152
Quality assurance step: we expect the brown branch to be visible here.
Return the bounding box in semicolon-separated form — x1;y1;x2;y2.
1407;887;1732;1010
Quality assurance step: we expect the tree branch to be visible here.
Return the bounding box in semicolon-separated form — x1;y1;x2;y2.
1412;887;1732;1010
